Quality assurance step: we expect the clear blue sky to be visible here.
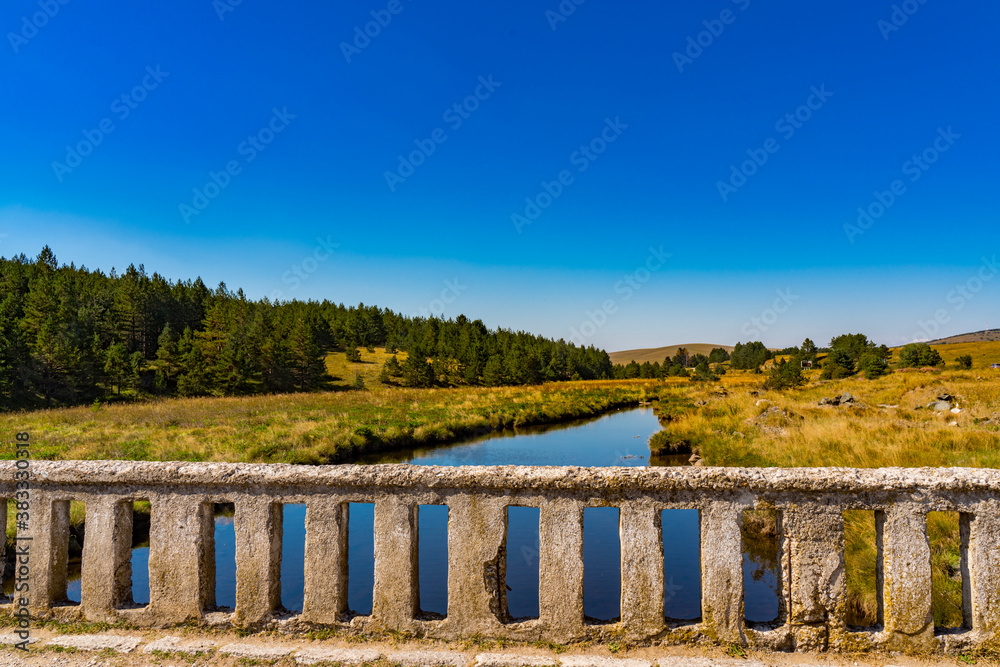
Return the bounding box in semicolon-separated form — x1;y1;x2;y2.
2;0;998;351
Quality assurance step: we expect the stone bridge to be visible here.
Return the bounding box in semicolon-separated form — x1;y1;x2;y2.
3;461;998;654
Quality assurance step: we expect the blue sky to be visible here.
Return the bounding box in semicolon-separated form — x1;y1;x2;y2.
2;0;997;351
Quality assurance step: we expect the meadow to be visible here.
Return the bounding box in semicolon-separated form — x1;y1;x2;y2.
0;379;662;464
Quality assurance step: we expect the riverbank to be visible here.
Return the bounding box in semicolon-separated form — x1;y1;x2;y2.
0;380;664;465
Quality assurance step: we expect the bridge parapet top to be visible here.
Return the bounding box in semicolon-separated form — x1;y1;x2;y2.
7;460;1000;495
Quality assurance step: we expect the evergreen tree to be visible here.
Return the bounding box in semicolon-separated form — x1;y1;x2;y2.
104;342;127;395
482;356;505;387
402;347;434;387
800;337;818;363
288;318;327;390
857;350;890;379
128;350;145;391
897;342;943;368
708;347;730;363
763;358;803;389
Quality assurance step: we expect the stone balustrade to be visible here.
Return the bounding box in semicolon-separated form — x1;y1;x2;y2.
1;461;998;653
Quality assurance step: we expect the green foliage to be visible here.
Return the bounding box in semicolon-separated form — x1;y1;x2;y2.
762;358;803;389
482;356;505;386
103;341;127;394
730;341;772;370
402;349;434;387
345;347;362;363
955;354;973;369
708;347;730;363
897;342;944;368
799;337;818;363
820;333;887;379
829;333;875;362
384;355;401;376
352;373;365;390
820;347;855;379
857;350;890;379
0;248;616;409
690;360;717;382
666;363;689;377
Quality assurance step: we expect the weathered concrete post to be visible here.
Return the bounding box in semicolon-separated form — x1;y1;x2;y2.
700;502;745;644
619;502;665;637
372;497;419;627
877;504;934;650
148;496;214;624
447;495;507;632
964;503;1000;637
26;494;69;615
782;506;845;650
234;498;283;626
81;498;134;620
539;498;584;641
302;498;349;624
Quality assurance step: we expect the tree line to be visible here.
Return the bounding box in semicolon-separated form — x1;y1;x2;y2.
0;248;613;410
612;333;964;391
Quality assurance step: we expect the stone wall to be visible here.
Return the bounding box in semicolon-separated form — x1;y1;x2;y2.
2;461;998;653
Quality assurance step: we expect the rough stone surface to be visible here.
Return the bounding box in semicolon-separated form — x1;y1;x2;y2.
0;634;38;646
475;653;557;667
388;650;470;666
219;642;295;658
3;460;999;653
142;635;218;654
296;647;382;665
560;657;652;667
46;634;143;653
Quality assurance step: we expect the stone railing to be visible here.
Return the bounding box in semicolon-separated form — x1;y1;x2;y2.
2;461;998;653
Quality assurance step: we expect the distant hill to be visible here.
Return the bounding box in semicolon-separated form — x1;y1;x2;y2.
928;329;1000;345
608;343;734;366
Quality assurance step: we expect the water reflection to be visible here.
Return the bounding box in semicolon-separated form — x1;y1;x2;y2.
42;407;778;620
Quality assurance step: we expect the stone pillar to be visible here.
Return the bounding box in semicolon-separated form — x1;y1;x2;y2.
964;504;1000;635
782;506;844;650
372;497;418;628
620;502;664;638
877;505;934;650
446;495;507;634
234;498;283;626
148;496;214;624
302;498;349;624
81;498;134;620
700;502;745;644
539;498;584;641
26;493;70;615
0;501;5;578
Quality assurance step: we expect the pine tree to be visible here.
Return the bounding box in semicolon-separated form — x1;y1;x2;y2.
128;351;145;391
104;342;127;395
482;356;505;386
402;349;434;387
288;318;326;390
156;323;179;381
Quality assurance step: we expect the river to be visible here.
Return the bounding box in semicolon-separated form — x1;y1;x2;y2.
64;407;779;623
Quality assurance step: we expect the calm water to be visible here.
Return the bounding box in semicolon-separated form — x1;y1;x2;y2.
60;408;779;622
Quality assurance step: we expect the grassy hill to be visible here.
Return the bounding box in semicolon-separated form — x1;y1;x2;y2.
929;328;1000;344
608;343;733;366
890;340;1000;369
324;346;407;388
